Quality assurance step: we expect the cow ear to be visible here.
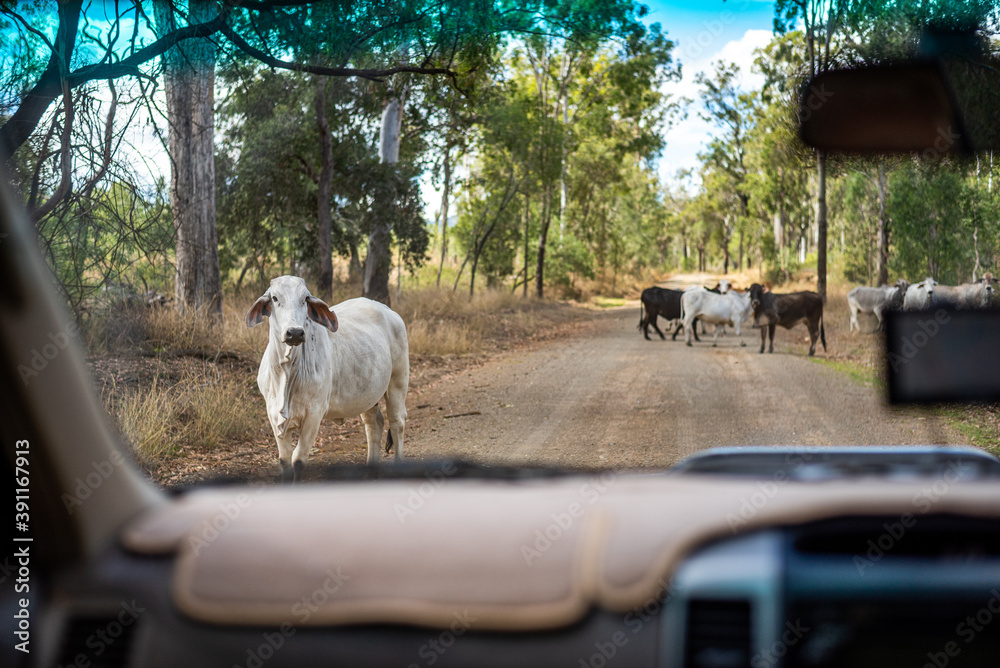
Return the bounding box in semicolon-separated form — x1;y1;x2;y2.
306;296;338;332
245;294;271;328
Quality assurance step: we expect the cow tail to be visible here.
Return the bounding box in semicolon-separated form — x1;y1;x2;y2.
638;302;644;331
821;315;827;352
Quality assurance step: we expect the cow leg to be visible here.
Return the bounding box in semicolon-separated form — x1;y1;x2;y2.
384;377;408;463
684;314;696;347
767;324;776;353
758;325;767;354
808;322;819;356
712;323;722;347
640;314;652;340
693;318;702;342
671;322;683;341
650;315;666;341
734;319;746;346
361;404;386;466
849;305;859;333
272;425;297;484
290;413;323;483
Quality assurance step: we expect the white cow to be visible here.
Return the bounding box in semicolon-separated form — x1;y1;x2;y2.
684;280;731;335
934;273;996;309
246;276;409;481
903;277;938;310
682;288;752;347
847;279;908;333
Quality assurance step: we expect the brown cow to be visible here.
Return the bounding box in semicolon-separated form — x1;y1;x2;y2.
749;283;827;356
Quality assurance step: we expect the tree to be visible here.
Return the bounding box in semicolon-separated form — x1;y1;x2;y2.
774;0;853;300
153;0;222;315
695;61;756;273
363;80;408;304
746;33;813;280
215;68;426;294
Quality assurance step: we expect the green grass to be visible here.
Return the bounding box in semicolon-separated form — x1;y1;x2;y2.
592;296;627;308
809;357;882;389
936;406;1000;457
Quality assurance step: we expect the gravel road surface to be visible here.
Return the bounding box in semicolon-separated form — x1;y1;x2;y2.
402;306;960;470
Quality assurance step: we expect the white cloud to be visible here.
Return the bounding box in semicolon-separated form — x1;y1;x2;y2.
659;28;774;193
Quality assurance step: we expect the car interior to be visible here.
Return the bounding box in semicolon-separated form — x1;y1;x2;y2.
4;31;1000;668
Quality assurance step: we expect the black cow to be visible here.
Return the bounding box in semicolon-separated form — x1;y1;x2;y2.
638;287;693;341
638;285;724;341
748;283;826;356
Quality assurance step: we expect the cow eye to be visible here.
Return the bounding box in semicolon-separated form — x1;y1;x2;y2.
271;295;278;303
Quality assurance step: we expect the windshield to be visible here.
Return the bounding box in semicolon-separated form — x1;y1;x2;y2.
2;0;999;488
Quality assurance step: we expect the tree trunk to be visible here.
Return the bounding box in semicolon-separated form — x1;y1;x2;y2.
315;77;334;299
875;156;889;286
559;60;569;239
155;0;222;316
738;229;744;272
469;251;479;299
523;192;530;298
363;88;406;305
436;142;452;288
815;149;828;301
723;216;731;274
348;242;362;283
534;188;551;298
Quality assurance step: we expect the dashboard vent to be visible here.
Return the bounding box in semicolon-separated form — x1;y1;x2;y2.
684;599;752;668
53;616;137;668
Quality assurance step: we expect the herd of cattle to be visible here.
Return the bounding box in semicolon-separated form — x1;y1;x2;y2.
846;274;996;332
638;279;826;356
639;272;999;356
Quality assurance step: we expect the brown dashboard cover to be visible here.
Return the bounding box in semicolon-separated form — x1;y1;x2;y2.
121;475;1000;630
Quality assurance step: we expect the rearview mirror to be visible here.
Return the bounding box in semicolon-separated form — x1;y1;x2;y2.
799;64;968;154
800;53;1000;154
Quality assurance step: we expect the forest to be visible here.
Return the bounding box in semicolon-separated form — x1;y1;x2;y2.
2;1;1000;318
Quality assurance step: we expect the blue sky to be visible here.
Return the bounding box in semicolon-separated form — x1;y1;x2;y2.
643;0;777;191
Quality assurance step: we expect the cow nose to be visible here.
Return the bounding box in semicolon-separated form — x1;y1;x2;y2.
284;327;305;345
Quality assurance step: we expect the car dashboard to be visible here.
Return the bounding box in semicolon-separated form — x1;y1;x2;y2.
13;449;1000;668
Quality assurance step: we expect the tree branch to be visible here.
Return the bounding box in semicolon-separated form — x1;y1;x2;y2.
219;22;457;82
31;83;75;222
1;8;225;163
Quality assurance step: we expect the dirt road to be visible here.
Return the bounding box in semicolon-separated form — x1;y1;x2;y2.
401;306;960;470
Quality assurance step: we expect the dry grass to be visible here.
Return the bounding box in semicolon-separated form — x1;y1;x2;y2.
405;319;481;355
105;369;263;468
143;288;270;355
395;287;574;356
